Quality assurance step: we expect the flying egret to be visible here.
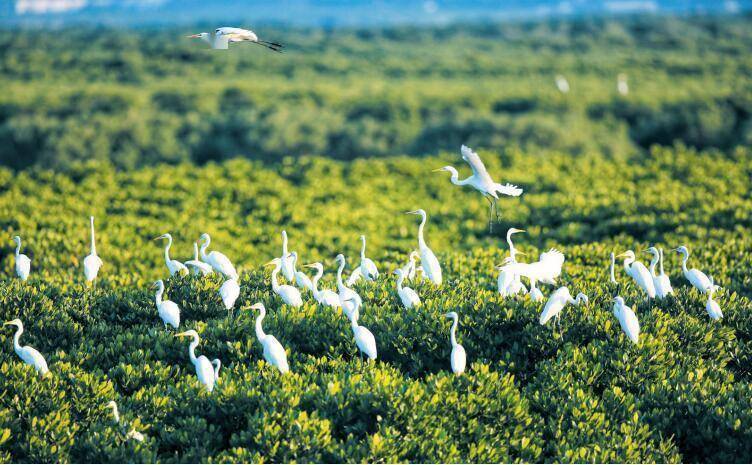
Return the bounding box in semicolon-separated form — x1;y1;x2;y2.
154;233;188;277
303;263;341;309
613;297;640;345
497;228;527;297
153;280;180;329
406;209;442;285
705;277;723;320
433;145;522;225
12;236;30;281
185;242;214;276
188;27;283;51
555;74;570;93
265;258;303;307
617;73;629;96
539;287;588;336
289;252;314;292
357;235;379;281
175;330;218;392
106;401;145;442
83;216;103;282
280;231;295;282
3;319;49;376
609;252;618;285
394;269;421;310
249;303;289;374
199;233;238;280
647;247;673;298
616;250;656;299
444;312;466;375
219;278;240;315
344;297;377;365
335;254;363;318
674;246;712;293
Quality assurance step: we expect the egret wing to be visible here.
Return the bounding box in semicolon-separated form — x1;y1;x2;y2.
460;145;495;185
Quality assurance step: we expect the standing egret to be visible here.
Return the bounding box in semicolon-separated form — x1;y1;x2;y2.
189;27;283;51
647;247;673;298
539;287;588;336
555;74;570;93
175;330;218;392
280;231;295;282
12;236;30;281
674;246;712;293
185;242;214;276
357;235;379;281
658;248;673;295
528;282;544;302
83;216;103;282
106;401;145;442
617;73;629;96
154;233;188;277
406;209;442;285
344;297;377;365
153;280;180;329
616;250;656;299
499;248;565;290
609;252;618;285
394;269;420;310
289;252;314;292
303;263;341;309
705;277;723;320
199;233;238;280
3;319;49;376
219;278;240;316
249;303;289;374
335;254;362;318
398;251;421;281
612;297;640;344
497;228;527;296
265;258;303;307
444;312;466;375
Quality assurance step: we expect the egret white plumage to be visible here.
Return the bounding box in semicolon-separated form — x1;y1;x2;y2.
83;216;103;282
444;312;466;375
705;277;723;321
3;319;49;376
398;250;420;281
12;236;30;281
539;287;588;335
335;254;362;318
280;230;295;282
249;303;289;374
394;269;421;310
528;283;544;302
344;297;377;363
188;27;283;51
609;252;618;285
555;74;570;93
647;247;673;298
674;245;712;293
153;280;180;329
406;209;442;285
612;297;640;344
499;248;565;290
289;252;314;292
199;233;238;280
616;250;656;299
154;233;188;277
357;235;379;281
175;330;218;392
617;73;629;96
106;401;145;442
219;278;240;314
185;242;214;276
303;262;341;309
265;257;303;307
497;227;527;297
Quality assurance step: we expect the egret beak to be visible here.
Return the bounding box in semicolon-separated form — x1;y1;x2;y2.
249;303;264;311
175;331;190;337
615;252;629;258
3;321;14;326
302;264;316;269
405;210;419;215
431;168;445;172
515;251;527;256
153;234;166;241
264;259;278;267
187;34;201;38
443;313;452;318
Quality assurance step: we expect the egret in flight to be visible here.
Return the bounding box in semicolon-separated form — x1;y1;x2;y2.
175;330;219;392
613;297;639;345
647;247;673;298
153;280;180;329
83;216;103;282
616;250;655;299
280;231;295;282
705;277;723;320
444;312;466;375
12;236;30;281
265;258;303;307
539;287;588;335
394;269;421;310
406;209;442;285
249;303;289;373
303;263;341;309
154;233;188;277
499;248;565;291
106;401;145;442
4;319;49;376
185;242;214;276
199;233;238;280
219;278;240;316
289;252;314;292
674;246;712;293
335;254;362;318
188;27;283;52
344;297;377;365
433;145;522;225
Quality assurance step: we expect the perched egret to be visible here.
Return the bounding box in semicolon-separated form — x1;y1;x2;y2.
706;277;723;320
219;278;240;315
12;236;30;281
154;233;188;277
528;283;544;302
249;303;289;373
303;263;341;309
444;312;466;375
674;246;712;293
617;73;629;96
199;233;238;280
433;145;523;225
658;248;673;295
616;250;656;299
335;254;362;318
609;252;618;285
499;248;564;289
185;242;214;276
153;280;180;329
555;74;570;93
406;209;442;285
394;269;421;310
357;235;379;281
612;297;640;345
539;287;588;335
647;247;673;298
289;252;314;292
83;216;103;282
398;250;420;281
188;27;283;51
3;319;49;376
106;401;145;442
175;330;218;392
280;231;295;282
265;258;303;307
497;227;527;297
344;297;377;364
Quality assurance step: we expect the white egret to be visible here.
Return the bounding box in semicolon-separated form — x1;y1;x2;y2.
154;233;188;277
12;236;30;281
555;74;570;93
539;287;588;335
335;254;362;318
106;401;145;442
398;250;420;281
497;227;527;297
674;245;712;293
265;258;303;307
357;235;379;281
706;277;723;321
280;230;295;282
616;250;656;299
303;263;341;309
613;297;640;345
406;209;442;285
289;252;314;292
529;282;544;302
647;247;673;298
658;248;673;295
499;248;565;290
249;303;289;374
394;269;421;310
344;297;377;364
175;330;218;392
188;27;283;51
199;233;238;280
609;252;618;285
444;312;466;375
3;319;49;376
219;278;240;315
185;242;214;276
83;216;103;282
153;280;180;329
617;73;629;96
211;359;221;381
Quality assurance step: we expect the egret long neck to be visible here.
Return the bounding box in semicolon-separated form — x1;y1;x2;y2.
271;263;281;292
311;267;323;294
200;237;210;261
396;272;404;291
622;256;633;273
610;253;616;283
12;325;23;353
155;284;163;305
336;260;345;290
648;253;658;275
681;252;689;274
450;316;458;347
417;213;427;249
89;217;97;255
164;236;172;262
193;243;199;261
659;249;666;275
255;311;266;341
282;232;288;255
506;232;517;261
448;167;471;186
188;336;199;365
360;237;366;259
15;239;20;257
